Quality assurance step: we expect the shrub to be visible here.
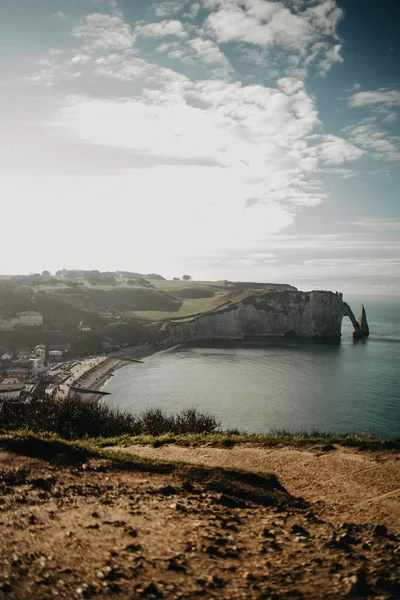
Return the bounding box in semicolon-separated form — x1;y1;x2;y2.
0;397;219;440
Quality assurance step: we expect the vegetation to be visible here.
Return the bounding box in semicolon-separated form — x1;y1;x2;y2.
91;430;400;451
0;398;220;440
1;396;398;450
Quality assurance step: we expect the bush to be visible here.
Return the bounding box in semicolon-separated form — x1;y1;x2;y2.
0;398;219;440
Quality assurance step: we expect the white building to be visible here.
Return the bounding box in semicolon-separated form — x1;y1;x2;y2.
99;311;116;321
0;317;20;331
29;358;47;374
18;311;43;327
32;344;46;360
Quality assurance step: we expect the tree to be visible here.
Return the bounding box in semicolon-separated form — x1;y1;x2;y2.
182;275;192;281
138;277;151;286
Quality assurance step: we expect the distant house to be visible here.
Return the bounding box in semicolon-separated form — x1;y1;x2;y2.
0;317;19;331
49;344;71;354
17;347;31;360
32;344;46;360
78;320;91;332
99;311;116;322
18;311;43;327
49;350;63;361
6;369;27;382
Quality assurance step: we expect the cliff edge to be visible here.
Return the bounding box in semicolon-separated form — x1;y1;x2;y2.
165;290;368;342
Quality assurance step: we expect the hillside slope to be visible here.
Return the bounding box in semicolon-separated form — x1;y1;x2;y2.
0;435;398;599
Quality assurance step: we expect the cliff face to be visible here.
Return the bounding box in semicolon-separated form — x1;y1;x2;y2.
167;290;350;343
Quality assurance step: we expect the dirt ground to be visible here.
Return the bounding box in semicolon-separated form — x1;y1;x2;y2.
0;437;399;600
113;443;400;530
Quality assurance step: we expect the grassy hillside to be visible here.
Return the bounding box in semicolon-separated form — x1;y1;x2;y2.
0;279;234;324
0;278;293;326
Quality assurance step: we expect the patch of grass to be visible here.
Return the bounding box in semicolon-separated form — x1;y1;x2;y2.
131;293;230;322
92;430;400;451
0;430;290;507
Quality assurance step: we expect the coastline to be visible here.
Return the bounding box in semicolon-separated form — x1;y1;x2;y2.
74;344;175;396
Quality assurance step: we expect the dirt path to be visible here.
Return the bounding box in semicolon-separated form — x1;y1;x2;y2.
110;444;400;529
1;438;399;599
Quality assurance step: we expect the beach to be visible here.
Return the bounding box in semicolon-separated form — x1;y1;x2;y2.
58;344;163;399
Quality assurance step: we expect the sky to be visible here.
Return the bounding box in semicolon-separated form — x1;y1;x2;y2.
1;0;399;294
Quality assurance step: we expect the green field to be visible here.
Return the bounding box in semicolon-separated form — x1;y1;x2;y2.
0;276;290;327
0;278;235;325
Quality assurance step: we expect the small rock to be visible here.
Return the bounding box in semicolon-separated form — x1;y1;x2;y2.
28;514;38;525
142;582;163;597
291;525;310;537
261;528;275;539
125;528;138;538
346;570;371;597
373;524;388;538
124;543;142;553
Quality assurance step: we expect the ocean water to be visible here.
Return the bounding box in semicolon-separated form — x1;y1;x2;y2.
103;296;400;438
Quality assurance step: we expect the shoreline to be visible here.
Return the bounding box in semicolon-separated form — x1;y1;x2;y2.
72;344;176;397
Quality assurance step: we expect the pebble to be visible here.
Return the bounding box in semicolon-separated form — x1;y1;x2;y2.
373;524;388;538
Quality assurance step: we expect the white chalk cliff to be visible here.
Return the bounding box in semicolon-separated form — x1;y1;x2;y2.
165;291;368;342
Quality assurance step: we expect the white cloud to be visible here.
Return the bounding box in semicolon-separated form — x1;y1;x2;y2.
52;67;361;262
73;13;135;51
344;121;400;162
349;89;400;108
189;37;231;68
308;134;364;165
186;2;201;18
135;19;188;38
204;0;344;75
52;11;68;21
350;218;400;232
317;43;343;75
323;167;358;178
69;53;91;65
246;252;276;259
153;2;184;17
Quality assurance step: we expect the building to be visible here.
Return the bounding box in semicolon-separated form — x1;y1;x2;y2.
18;311;43;327
99;311;117;321
49;350;63;361
0;317;19;331
6;369;27;382
49;344;71;354
29;358;47;374
78;320;91;331
32;344;46;360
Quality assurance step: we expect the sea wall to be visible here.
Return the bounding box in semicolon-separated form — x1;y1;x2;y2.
166;290;350;342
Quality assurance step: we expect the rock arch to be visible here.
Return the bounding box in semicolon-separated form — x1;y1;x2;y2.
343;302;369;339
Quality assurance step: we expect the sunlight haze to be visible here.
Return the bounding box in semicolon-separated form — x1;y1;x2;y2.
1;0;399;294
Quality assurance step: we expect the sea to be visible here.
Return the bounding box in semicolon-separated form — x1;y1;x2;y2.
103;296;400;438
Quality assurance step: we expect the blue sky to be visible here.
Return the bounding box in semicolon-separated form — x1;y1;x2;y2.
1;0;399;294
